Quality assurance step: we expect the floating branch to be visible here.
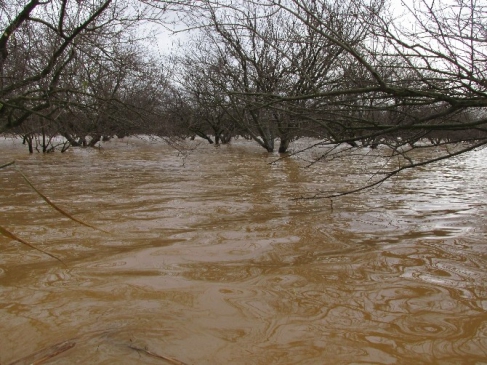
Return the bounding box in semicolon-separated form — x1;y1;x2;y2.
0;160;15;169
7;340;75;365
0;224;66;266
128;344;190;365
16;168;109;233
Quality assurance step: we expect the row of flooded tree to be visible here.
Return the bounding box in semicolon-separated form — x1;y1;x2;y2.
1;0;486;156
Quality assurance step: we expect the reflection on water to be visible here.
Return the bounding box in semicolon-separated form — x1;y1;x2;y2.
1;137;487;364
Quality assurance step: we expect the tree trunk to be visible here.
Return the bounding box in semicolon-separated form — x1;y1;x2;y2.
193;130;214;144
88;135;101;147
278;138;290;153
26;136;33;153
62;133;81;146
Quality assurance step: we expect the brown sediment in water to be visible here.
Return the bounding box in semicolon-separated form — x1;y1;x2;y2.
1;137;487;364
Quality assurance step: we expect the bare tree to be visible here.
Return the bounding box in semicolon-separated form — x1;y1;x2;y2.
0;0;173;138
262;0;487;195
177;0;486;194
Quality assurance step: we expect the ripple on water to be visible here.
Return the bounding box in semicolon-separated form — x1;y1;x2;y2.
2;139;487;364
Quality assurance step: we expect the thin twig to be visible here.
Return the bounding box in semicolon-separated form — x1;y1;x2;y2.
16;168;109;233
314;140;487;199
8;340;75;365
128;344;190;365
0;160;15;169
0;224;66;266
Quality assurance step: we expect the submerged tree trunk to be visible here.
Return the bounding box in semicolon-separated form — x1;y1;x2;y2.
62;133;81;147
88;135;101;147
220;131;232;144
278;138;290;153
22;134;34;153
192;130;214;144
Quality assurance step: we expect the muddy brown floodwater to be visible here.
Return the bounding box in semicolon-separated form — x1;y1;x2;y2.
1;137;487;365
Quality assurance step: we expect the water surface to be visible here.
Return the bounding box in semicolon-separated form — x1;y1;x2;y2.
1;137;486;364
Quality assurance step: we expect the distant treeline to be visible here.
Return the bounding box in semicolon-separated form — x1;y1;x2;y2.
1;0;486;158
